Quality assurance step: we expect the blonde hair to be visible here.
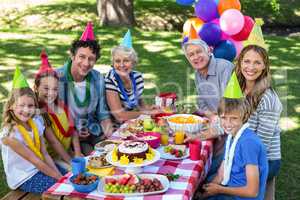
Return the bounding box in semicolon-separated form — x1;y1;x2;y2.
235;45;271;112
218;98;251;123
1;88;39;135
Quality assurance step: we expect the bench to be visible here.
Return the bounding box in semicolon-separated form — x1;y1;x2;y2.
0;190;40;200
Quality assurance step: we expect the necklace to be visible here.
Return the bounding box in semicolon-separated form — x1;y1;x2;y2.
66;59;91;107
17;119;44;160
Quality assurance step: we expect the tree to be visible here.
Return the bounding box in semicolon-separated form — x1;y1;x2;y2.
97;0;136;26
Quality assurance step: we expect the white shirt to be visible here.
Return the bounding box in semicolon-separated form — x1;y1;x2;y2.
73;80;87;102
0;115;45;189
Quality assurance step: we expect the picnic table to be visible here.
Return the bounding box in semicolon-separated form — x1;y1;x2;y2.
42;118;213;200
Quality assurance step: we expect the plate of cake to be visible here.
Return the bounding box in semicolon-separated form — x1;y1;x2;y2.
157;144;189;160
106;140;160;168
87;154;112;169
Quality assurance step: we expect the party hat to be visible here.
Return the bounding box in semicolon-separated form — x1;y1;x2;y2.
12;66;29;89
243;18;268;50
121;29;132;48
223;71;243;99
35;49;55;78
80;21;95;41
188;23;199;40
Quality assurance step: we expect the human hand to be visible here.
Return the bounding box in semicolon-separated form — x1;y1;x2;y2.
203;183;222;196
184;132;197;143
74;152;84;158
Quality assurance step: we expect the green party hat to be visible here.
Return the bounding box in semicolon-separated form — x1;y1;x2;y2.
223;71;244;99
12;66;29;89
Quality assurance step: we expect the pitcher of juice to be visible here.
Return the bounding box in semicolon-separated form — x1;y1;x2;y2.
174;131;185;145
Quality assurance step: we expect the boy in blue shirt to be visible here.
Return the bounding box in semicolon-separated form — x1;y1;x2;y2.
202;72;268;200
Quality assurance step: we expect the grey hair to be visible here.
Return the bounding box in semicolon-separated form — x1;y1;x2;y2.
111;46;138;66
182;39;210;56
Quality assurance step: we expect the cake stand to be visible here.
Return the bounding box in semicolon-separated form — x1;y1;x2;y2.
105;149;160;174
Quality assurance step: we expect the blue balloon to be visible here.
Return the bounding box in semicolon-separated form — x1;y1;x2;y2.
199;22;222;46
213;40;236;62
195;0;219;22
176;0;195;6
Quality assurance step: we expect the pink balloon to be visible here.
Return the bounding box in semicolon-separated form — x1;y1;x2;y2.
220;9;244;35
211;18;230;40
228;38;243;57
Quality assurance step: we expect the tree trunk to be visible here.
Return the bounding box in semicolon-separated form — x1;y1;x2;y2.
97;0;136;27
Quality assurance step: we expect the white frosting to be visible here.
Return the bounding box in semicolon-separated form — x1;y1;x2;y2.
118;141;148;154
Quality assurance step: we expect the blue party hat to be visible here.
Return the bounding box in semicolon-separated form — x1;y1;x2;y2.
121;30;132;48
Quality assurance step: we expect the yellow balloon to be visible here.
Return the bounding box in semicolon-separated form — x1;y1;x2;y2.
183;17;204;36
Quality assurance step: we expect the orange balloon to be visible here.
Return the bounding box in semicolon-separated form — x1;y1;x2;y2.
218;0;241;15
183;17;204;36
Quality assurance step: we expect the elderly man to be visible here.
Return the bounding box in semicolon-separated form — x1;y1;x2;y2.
57;22;113;155
183;39;234;182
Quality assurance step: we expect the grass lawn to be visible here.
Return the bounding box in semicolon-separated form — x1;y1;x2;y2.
0;0;299;199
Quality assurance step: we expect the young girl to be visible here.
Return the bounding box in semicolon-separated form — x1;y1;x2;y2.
34;50;82;168
0;67;65;193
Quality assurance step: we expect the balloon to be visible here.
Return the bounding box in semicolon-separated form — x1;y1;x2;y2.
218;0;241;15
183;18;204;35
176;0;195;6
195;0;219;22
228;38;243;57
211;18;230;40
213;40;236;61
220;9;244;35
199;22;222;46
232;16;255;41
214;0;220;5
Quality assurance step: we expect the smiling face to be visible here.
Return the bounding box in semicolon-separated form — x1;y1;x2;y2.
11;95;36;123
185;44;210;71
220;110;243;136
240;49;266;82
71;47;96;80
113;51;134;77
36;76;58;105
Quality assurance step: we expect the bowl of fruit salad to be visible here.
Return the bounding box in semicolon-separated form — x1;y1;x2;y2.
70;173;99;193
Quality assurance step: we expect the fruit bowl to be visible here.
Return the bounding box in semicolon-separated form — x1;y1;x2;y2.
167;114;207;133
138;132;161;149
70;173;99;193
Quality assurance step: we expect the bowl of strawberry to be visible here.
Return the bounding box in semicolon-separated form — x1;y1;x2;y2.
70;173;99;193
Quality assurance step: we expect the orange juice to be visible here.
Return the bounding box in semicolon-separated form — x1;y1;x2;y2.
174;131;185;144
161;133;169;145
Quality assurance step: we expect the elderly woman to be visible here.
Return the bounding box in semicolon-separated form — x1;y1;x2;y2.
182;39;234;183
235;45;282;200
105;45;160;123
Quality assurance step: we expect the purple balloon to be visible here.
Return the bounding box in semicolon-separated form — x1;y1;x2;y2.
213;40;236;61
199;22;222;46
195;0;219;22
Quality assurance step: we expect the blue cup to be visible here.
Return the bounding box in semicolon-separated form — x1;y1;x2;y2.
71;157;86;175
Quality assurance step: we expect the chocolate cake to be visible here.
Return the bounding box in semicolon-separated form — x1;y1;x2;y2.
117;140;149;162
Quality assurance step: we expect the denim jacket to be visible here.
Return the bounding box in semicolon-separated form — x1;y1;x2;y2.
56;61;110;136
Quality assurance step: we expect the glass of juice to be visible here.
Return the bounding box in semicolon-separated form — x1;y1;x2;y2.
161;133;169;146
174;131;185;145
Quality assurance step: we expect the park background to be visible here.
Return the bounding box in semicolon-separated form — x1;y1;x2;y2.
0;0;299;199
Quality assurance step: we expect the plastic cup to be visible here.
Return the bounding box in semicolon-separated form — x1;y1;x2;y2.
174;131;185;145
71;157;86;175
189;139;202;160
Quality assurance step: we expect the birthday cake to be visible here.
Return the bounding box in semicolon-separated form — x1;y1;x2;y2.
117;140;149;162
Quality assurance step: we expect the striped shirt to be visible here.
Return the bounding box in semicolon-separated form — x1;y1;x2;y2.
105;69;144;110
248;89;282;161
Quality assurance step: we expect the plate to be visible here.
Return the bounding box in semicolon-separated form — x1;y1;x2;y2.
98;174;169;196
106;149;160;168
85;153;113;169
157;146;189;160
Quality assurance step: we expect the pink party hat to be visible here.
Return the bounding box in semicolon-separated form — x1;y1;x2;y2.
80;21;95;41
35;49;56;78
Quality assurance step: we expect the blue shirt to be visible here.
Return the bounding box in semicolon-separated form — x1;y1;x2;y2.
195;56;234;113
226;128;268;200
56;61;110;136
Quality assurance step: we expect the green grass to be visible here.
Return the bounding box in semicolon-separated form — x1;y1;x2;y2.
0;0;300;199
